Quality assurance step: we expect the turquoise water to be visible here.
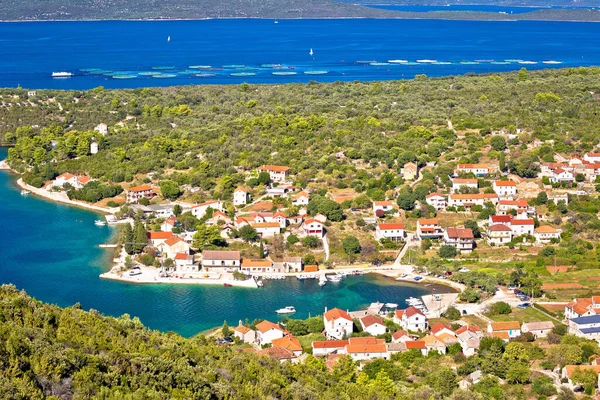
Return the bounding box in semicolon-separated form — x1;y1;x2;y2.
0;148;446;336
1;19;600;89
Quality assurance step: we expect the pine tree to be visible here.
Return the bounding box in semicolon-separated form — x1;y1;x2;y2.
133;220;147;254
222;320;231;338
122;223;134;254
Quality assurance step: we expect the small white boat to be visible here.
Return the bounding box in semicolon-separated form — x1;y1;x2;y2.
52;72;73;78
94;220;106;226
328;275;342;282
128;269;142;277
318;275;327;286
257;280;264;287
276;306;296;314
20;190;31;196
395;277;404;281
388;59;408;63
167;36;171;42
297;275;307;280
309;48;314;56
417;59;437;63
543;60;562;65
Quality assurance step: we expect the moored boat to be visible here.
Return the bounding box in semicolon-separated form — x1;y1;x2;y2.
275;306;296;314
52;72;73;78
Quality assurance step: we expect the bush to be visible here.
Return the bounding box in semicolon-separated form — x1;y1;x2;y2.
444;306;461;321
302;235;320;248
439;245;457;258
488;301;512;315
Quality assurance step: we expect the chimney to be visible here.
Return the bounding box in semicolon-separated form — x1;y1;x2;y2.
238;319;243;327
324;307;328;313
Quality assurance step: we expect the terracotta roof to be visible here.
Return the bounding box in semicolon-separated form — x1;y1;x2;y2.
572;304;590;316
491;215;512;223
235;325;252;334
455;325;481;335
494;180;516;187
258;165;290;172
564;365;600;379
491;331;510;340
423;334;445;346
593;296;600;304
394;310;404;319
418;218;439;225
312;340;349;349
360;315;384;328
445;227;474;239
78;176;91;184
378;223;405;230
294;191;309;198
235;186;248;193
163;236;185;247
404;306;425;318
392;330;410;340
453;178;478;184
490;321;520;331
426;193;444;199
257;346;295;360
489;224;512;232
255;320;283;334
522;321;554;331
251;222;281;229
374;201;394;206
202;250;240;261
458;163;489;169
430;322;452;335
498;199;528;207
273;211;287;218
148;231;174;240
128;184;153;192
535;225;559;233
450;193;498;200
405;340;426;349
586;153;600;157
511;219;535;226
436;332;459;344
404;162;418;169
56;172;75;180
303;218;324;226
193;200;221;209
346;337;387;353
241;258;272;268
324;308;352;322
174;252;191;260
271;335;302;352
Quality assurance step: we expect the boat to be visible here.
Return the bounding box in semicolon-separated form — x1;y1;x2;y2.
309;48;314;56
274;20;279;24
543;60;562;65
370;62;390;66
223;283;232;287
328;275;342;282
275;306;296;314
189;65;212;69
52;72;73;78
519;61;538;65
20;190;30;196
417;59;437;63
167;36;171;42
128;269;142;277
193;73;217;78
272;71;297;76
318;276;327;286
94;220;106;226
297;275;306;281
385;303;398;309
388;59;408;63
257;280;264;287
304;70;328;75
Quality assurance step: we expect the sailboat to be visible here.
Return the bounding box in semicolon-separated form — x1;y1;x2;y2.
309;48;314;56
167;36;171;42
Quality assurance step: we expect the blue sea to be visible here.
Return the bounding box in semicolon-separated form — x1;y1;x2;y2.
366;5;591;13
0;148;443;336
0;19;599;89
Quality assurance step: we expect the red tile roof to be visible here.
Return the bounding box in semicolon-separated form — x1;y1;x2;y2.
445;227;474;239
430;322;452;335
494;180;516;187
404;306;425;318
511;219;535;226
148;231;174;240
378;223;405;230
324;308;352;322
128;184;153;192
271;335;302;352
489;224;512;232
392;330;410;340
405;340;426;349
256;320;283;334
491;215;512;223
258;165;290;172
360;315;384;328
312;340;349;349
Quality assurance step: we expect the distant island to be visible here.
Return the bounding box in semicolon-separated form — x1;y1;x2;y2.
1;0;600;21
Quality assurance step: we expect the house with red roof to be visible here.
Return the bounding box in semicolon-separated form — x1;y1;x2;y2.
402;162;419;181
345;337;388;361
191;200;223;219
148;231;174;247
52;173;93;190
302;218;325;238
584;152;600;164
233;186;249;206
452;178;478;192
510;219;535;236
430;322;455;337
488;321;521;340
448;193;499;208
257;346;298;363
487;224;513;245
256;320;286;345
492;180;517;198
234;320;256;343
391;330;412;344
399;306;428;332
534;225;562;244
292;191;310;206
416;218;443;239
126;184;155;203
158;236;190;259
496;199;533;217
311;340;349;357
443;227;475;253
250;221;281;237
455;325;483;356
324;308;353;340
273;212;288;228
207;211;232;226
564;298;596;320
375;222;405;242
257;165;290;182
372;201;395;215
174;253;196;272
455;163;489;176
272;335;303;357
160;216;179;232
403;340;427;356
550;168;574;184
489;214;512;227
425;193;446;210
360;315;387;336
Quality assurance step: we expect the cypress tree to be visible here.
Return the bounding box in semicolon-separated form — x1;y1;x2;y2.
122;223;134;255
133;220;148;254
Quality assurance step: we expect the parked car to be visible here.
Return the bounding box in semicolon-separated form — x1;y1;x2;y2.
517;303;531;309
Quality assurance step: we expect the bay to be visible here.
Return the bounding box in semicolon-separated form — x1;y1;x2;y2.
0;148;447;336
0;19;599;90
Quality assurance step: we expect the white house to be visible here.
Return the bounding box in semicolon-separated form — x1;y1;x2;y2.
521;321;554;339
345;337;388;361
126;184;155;203
292;191;310;206
375;223;405;242
448;193;499;208
233;186;249;206
174;253;197;272
234;321;256;343
452;178;478;192
488;321;521;340
324;308;353;340
158;237;190;259
391;330;413;344
584;152;600;163
90;141;99;155
455;325;483;357
251;222;281;237
398;306;428;332
302;218;325;238
191;200;224;219
273;212;288;228
52;173;91;190
425;193;447;210
240;258;272;274
161;216;178;232
455;163;489;176
402;162;419;181
416;218;444;239
94;123;108;135
255;320;286;345
534;225;561;243
201;250;241;272
510;219;535;236
493;180;517;198
550;168;574;184
487;224;513;245
372;201;395;215
257;165;290;182
568;315;600;340
443;227;475;253
312;340;348;357
359;315;387;336
148;231;174;247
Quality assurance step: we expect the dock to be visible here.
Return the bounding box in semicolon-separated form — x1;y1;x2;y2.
99;244;117;248
422;293;459;318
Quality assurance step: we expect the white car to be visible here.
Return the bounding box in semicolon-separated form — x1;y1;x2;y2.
129;269;142;277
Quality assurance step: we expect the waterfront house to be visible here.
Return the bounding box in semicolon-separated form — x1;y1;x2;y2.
158;237;190;259
425;193;447;210
234;321;256;343
402;340;427;356
324;308;353;340
534;225;562;243
302;218;325;238
201;250;241;272
372;201;395;215
126;184;155;203
191;200;224;219
360;315;386;336
292;191;310;206
451;178;478;193
488;321;521;340
455;163;489;176
510;219;535;236
250;222;281;237
271;257;303;273
391;330;412;344
257;165;290;182
148;204;176;218
400;306;428;332
312;340;348;357
448;193;499;208
345;337;388;361
416;218;443;239
148;231;174;247
443;227;475;253
240;258;272;274
487;224;513;245
233;186;249;206
256;320;286;345
492;180;517;198
174;253;196;272
375;222;405;242
568;314;600;340
52;173;92;190
402;162;418;181
521;321;555;339
160;216;178;232
272;335;303;357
